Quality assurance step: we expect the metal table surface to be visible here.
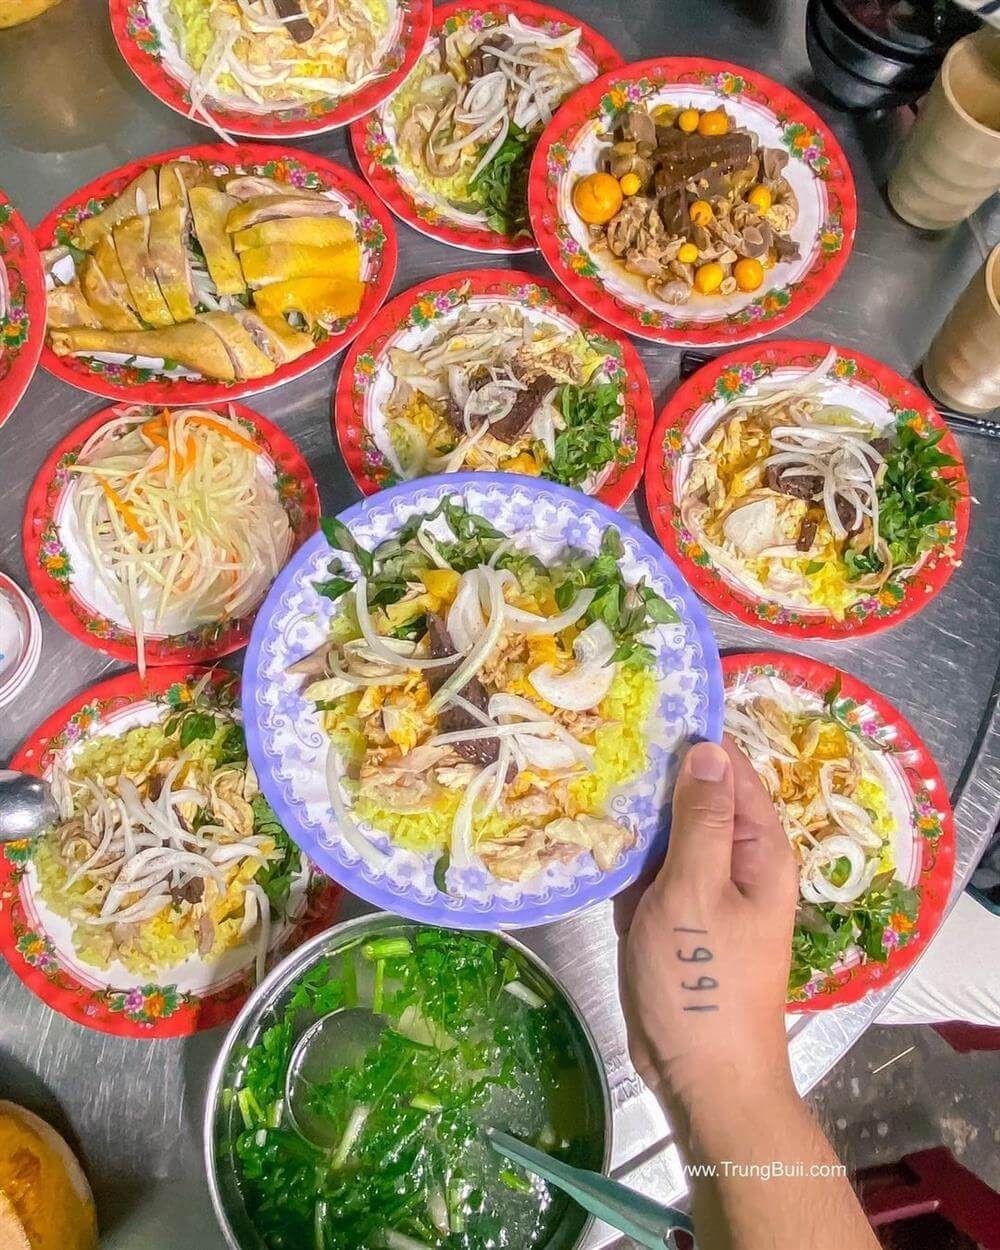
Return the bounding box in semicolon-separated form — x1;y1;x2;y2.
1;1;999;1245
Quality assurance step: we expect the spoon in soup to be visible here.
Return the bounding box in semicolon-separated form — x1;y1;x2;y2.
285;1006;697;1249
487;1127;697;1250
284;1006;389;1152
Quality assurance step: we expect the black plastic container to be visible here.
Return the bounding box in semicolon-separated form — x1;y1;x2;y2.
806;0;980;109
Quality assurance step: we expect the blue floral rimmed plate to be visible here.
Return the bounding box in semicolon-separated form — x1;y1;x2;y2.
243;473;723;929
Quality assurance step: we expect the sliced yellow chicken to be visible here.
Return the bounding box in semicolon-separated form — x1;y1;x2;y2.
233;310;314;365
48;320;236;381
232;216;355;253
79;255;141;330
189;186;245;298
225;195;346;233
112;216;173;328
200;311;276;380
239;241;360;288
46;283;102;329
91;234;140;322
76;169;159;250
252;276;364;329
147;203;197;323
157;159;216;209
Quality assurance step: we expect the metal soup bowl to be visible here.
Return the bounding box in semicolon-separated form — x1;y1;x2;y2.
204;913;612;1250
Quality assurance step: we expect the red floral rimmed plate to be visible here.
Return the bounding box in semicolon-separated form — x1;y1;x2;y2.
646;340;970;639
334;268;654;506
528;57;857;345
722;652;955;1012
350;0;623;253
0;666;341;1037
22;401;320;665
35;142;397;404
110;0;433;138
0;188;45;429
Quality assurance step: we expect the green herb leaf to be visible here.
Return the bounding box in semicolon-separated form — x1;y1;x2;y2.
179;711;217;748
216;723;248;766
467;127;534;236
251;795;301;916
321;516;374;576
545;382;625;489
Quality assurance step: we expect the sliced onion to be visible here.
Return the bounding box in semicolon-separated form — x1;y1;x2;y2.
449;761;499;869
529;620;615;711
505;587;596;636
468;111;510;184
446;570;485;653
488;692;594;770
800;834;879;904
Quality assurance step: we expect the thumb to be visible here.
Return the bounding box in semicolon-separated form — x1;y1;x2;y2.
661;741;735;890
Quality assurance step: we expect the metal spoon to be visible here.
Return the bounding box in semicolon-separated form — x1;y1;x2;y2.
284;1008;697;1249
0;770;58;844
487;1128;697;1250
284;1006;389;1149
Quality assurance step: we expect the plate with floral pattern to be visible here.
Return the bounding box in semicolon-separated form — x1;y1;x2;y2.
645;340;969;639
243;473;723;929
0;666;341;1038
110;0;433;139
722;652;955;1012
35;143;396;404
334;268;654;506
0;188;45;430
350;0;622;253
23;402;320;666
528;57;856;345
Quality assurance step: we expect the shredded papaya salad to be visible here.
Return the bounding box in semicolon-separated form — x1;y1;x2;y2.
292;499;678;886
68;406;293;674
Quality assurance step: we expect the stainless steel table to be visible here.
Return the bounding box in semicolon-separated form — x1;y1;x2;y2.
1;1;998;1245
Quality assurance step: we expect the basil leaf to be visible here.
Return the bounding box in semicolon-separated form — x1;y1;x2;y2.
321;516;373;576
179;712;217;748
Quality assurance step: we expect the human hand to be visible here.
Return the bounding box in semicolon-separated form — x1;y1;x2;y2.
620;737;798;1112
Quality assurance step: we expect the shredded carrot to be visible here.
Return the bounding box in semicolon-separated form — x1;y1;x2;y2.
187;413;260;453
140;410;170;446
100;481;151;543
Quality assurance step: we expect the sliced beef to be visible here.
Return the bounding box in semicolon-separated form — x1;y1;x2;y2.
490;373;554;444
425;615;501;767
171;876;205;905
764;464;822;500
796;512;819;552
466;46;486;78
835;493;864;536
273;0;315;43
869;436;894;457
476;33;511;76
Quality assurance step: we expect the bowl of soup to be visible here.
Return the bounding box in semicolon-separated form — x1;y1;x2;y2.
204;915;610;1250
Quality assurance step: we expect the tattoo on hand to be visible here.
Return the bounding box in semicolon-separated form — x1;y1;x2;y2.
674;926;719;1012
